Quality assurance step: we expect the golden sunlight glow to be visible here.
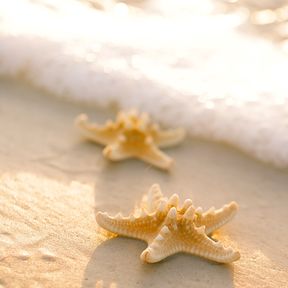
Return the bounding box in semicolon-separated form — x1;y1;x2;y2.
252;9;277;25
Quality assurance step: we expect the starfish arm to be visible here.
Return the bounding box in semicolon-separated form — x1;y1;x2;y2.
75;114;118;145
180;223;240;263
96;211;165;243
139;184;164;213
154;128;186;148
103;143;132;161
195;202;238;235
138;144;173;170
140;207;180;263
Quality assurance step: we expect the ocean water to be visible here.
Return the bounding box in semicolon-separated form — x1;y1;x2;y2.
1;0;288;167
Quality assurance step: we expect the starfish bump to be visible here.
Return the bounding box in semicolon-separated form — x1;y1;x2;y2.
75;110;185;170
96;184;240;263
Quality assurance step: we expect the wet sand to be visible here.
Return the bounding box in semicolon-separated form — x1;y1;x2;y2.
0;78;287;287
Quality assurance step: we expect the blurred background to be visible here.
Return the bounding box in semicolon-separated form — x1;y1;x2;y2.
1;0;288;167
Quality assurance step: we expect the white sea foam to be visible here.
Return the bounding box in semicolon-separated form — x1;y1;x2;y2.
1;0;288;167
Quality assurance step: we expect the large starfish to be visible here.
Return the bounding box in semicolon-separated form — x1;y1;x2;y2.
75;111;185;170
96;184;240;264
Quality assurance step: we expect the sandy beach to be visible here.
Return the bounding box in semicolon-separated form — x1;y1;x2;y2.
0;78;287;287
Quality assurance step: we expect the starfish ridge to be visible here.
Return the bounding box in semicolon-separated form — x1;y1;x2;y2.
96;184;240;263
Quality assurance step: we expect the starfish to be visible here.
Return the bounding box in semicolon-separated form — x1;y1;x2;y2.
96;184;240;264
75;110;185;170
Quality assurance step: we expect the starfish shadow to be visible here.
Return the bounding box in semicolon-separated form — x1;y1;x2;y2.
81;237;235;288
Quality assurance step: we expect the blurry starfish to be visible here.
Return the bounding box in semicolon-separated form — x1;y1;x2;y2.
75;110;185;170
96;184;240;263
